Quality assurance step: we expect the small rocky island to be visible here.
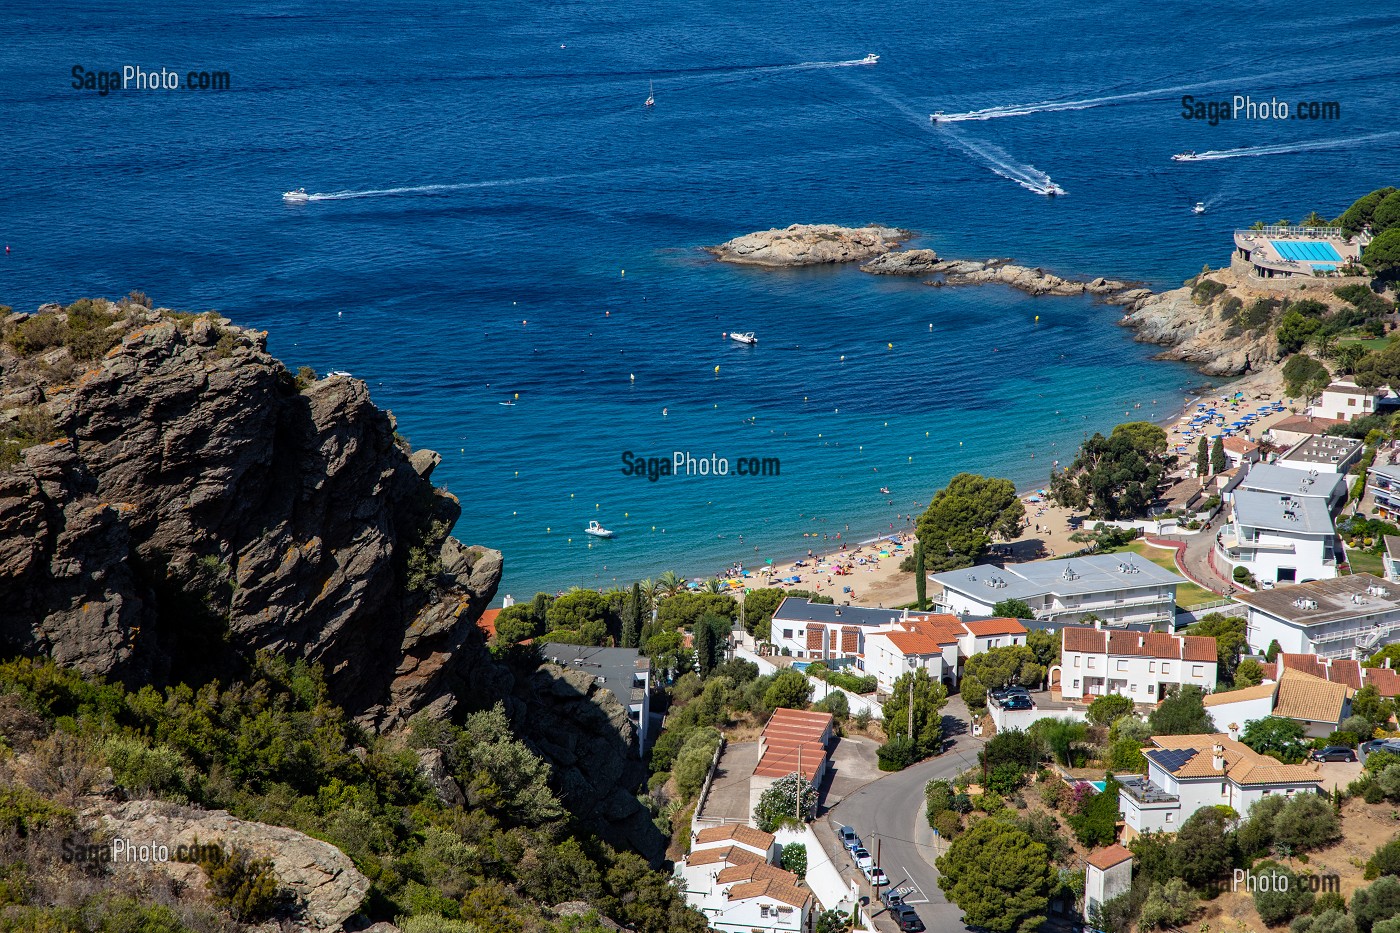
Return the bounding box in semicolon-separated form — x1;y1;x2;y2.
707;223;910;266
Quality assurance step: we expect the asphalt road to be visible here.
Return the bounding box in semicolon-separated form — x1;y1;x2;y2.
823;699;986;933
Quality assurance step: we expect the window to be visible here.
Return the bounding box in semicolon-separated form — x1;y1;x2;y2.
1162;663;1171;675
1286;788;1295;795
1073;679;1080;689
760;906;771;918
1262;790;1270;796
1192;665;1204;677
1147;684;1155;695
1130;684;1137;693
1074;656;1081;668
1149;661;1156;673
1087;657;1096;669
1222;782;1227;796
783;629;792;639
1166;813;1175;823
1116;659;1128;672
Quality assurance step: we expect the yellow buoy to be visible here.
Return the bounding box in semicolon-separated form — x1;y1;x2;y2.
888;342;893;349
547;527;551;533
1035;315;1040;323
715;365;720;374
514;392;519;399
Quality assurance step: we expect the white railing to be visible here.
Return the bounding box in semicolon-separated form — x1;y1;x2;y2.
1236;226;1343;239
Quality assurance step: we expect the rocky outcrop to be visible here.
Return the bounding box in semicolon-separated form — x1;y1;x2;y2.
0;301;499;730
925;257;1140;299
86;798;369;930
708;224;910;267
859;248;941;275
1121;278;1278;376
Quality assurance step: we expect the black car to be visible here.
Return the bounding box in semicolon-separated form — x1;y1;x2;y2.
1001;695;1033;711
1310;746;1358;762
893;905;925;932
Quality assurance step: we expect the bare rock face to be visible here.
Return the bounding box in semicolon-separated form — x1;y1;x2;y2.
87;798;369;931
1123;283;1277;376
859;249;941;275
0;303;499;730
708;224;910;267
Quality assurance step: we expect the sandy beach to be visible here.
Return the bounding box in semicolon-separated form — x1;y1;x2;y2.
723;363;1298;611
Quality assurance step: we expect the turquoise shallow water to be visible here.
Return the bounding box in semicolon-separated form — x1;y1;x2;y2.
2;2;1399;596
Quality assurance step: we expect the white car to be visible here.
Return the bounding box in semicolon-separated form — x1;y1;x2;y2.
852;847;873;870
864;865;889;886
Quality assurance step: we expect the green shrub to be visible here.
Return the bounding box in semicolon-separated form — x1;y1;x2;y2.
1366;838;1400;880
199;846;285;922
1191;279;1228;305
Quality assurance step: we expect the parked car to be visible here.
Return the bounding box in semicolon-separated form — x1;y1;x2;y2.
893;905;925;932
837;824;860;850
864;865;889;886
851;847;873;870
880;889;905;909
1001;695;1033;711
1310;746;1358;762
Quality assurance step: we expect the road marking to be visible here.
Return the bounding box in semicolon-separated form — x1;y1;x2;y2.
898;866;929;904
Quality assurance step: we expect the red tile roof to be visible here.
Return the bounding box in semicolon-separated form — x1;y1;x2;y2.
1328;659;1363;691
687;845;763;867
1086;844;1133;870
1063;627;1214;662
962;617;1028;637
695;824;776;851
885;630;953;655
1364;666;1400;698
755;742;825;779
726;878;811;909
1223;437;1260;454
1062;626;1106;653
716;862;799;886
1280;654;1328;680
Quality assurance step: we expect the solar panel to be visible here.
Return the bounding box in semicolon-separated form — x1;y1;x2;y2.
1144;748;1196;772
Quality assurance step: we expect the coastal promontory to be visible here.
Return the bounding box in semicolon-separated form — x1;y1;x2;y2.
708;222;910;266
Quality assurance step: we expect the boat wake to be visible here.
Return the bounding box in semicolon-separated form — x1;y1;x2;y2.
283;172;595;202
1175;131;1400;161
937;126;1064;195
931;64;1364;123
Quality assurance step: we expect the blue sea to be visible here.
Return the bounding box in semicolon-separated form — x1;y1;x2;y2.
3;3;1399;598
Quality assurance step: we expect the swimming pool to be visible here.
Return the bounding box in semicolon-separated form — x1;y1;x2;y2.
1087;780;1107;792
1271;240;1343;262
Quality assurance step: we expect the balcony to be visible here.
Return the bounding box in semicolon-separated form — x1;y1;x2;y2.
1118;775;1179;805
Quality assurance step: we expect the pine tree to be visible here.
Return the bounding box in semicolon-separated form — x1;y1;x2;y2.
1210;435;1227;474
915;542;927;610
1197;436;1209;477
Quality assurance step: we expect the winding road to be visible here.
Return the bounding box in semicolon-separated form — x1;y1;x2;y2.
821;697;986;932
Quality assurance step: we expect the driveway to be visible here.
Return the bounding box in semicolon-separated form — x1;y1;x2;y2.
696;740;759;823
823;696;985;932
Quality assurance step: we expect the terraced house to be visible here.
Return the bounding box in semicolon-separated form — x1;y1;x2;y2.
1055;625;1217;703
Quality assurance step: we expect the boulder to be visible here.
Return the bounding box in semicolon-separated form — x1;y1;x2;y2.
708;224;910;267
859;249;941;275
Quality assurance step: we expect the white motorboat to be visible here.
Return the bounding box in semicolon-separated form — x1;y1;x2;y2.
645;80;654;108
861;53;879;64
1193;201;1207;214
930;111;945;123
1171;150;1198;162
283;188;310;202
326;370;352;378
729;331;757;345
1039;181;1066;197
585;520;614;538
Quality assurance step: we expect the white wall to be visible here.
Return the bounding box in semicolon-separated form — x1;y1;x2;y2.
990;706;1087;733
1060;651;1216;703
1203;693;1275;737
774;826;852;913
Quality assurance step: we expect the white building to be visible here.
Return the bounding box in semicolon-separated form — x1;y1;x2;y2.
1222;436;1263;470
542;643;653;749
1234;462;1348;512
1368;465;1400;522
1215;488;1340;584
1231;573;1400;659
1313;380;1396;424
678;826;813;933
1202;682;1278;740
1084;845;1133;924
1275;651;1400;700
1056;625;1218;703
930;552;1184;627
768;598;914;661
1202;666;1356;740
860;615;1028;692
1118;734;1323;839
1277;433;1364;474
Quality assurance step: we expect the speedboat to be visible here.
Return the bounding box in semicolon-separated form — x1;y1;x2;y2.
1193;201;1207;214
1171;151;1197;162
326;370;352;378
283;188;310;202
645;79;654;108
861;53;879;64
930;111;945;122
1040;181;1066;197
585;520;614;538
729;331;757;345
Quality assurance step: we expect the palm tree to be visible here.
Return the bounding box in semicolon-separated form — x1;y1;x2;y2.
1313;332;1337;359
703;578;724;594
657;570;685;598
637;578;658;611
1302;210;1326;228
1335;343;1366;375
1250;220;1266;231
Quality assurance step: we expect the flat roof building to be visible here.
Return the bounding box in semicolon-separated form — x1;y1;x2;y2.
1231;573;1400;659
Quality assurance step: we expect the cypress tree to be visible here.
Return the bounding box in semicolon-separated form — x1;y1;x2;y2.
1197;436;1209;477
622;582;641;648
915;542;927;611
1210;435;1227;474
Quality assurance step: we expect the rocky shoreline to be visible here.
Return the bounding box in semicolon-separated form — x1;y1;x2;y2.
709;223;1283;377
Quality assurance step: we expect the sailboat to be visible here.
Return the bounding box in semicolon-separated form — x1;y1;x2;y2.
645;80;654;108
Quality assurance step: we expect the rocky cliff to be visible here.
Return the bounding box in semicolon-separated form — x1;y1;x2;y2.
708;223;910;266
0;300;499;730
0;296;664;864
